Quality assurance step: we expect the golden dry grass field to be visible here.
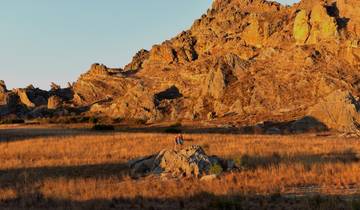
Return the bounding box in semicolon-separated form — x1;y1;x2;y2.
0;124;360;210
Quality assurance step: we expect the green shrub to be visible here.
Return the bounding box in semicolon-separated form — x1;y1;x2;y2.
164;122;182;133
92;124;115;131
78;116;89;123
209;163;223;175
164;127;182;133
234;154;252;169
88;117;98;124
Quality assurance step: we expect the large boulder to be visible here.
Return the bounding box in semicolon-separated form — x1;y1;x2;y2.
14;87;48;108
293;10;311;44
337;0;360;36
15;89;35;108
241;14;264;47
0;81;20;116
306;3;338;44
293;3;339;45
204;67;226;99
146;43;178;65
0;80;8;105
90;83;162;123
156;145;213;177
47;95;62;110
128;145;226;178
308;90;360;134
0;80;7;93
73;64;130;105
124;49;150;72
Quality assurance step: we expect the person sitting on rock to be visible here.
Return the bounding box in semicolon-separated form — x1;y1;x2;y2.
174;133;184;150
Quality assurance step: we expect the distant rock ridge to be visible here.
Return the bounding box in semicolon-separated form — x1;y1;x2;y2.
2;0;360;134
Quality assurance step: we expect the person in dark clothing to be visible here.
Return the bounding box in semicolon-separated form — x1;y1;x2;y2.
174;133;184;150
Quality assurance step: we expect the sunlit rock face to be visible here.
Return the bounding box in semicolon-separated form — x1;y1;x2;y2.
68;0;360;132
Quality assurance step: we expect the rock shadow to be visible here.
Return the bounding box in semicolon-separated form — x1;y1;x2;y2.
0;191;359;210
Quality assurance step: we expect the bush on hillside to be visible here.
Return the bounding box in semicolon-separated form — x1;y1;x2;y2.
92;124;115;131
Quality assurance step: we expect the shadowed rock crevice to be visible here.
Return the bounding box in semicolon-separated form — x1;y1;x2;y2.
154;86;183;106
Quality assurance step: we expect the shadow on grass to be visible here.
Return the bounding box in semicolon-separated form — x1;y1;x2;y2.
0;116;330;143
0;162;129;191
0;127;114;142
0;191;359;210
233;149;360;170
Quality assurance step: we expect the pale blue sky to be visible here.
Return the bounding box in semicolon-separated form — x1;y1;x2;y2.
0;0;299;89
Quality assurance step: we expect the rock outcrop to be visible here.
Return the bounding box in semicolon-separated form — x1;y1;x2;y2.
0;80;7;92
14;87;48;108
294;10;311;44
90;83;162;122
66;0;360;132
0;81;19;117
308;90;360;134
308;3;338;44
47;95;62;110
73;63;130;105
337;0;360;36
294;3;339;44
0;80;8;105
128;145;231;178
124;49;150;72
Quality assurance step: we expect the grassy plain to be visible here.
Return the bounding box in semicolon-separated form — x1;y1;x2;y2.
0;124;360;209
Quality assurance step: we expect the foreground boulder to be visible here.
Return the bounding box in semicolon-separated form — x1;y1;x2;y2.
128;145;230;178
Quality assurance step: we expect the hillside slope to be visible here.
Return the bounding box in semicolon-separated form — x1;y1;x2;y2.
2;0;360;134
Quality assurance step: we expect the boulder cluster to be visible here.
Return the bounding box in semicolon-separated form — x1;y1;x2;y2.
1;0;360;134
0;81;73;120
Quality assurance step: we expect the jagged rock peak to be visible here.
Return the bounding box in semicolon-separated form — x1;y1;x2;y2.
0;80;7;93
124;49;150;72
87;63;123;76
212;0;282;10
50;82;61;91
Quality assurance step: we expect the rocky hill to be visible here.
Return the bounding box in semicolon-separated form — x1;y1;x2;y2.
1;0;360;134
